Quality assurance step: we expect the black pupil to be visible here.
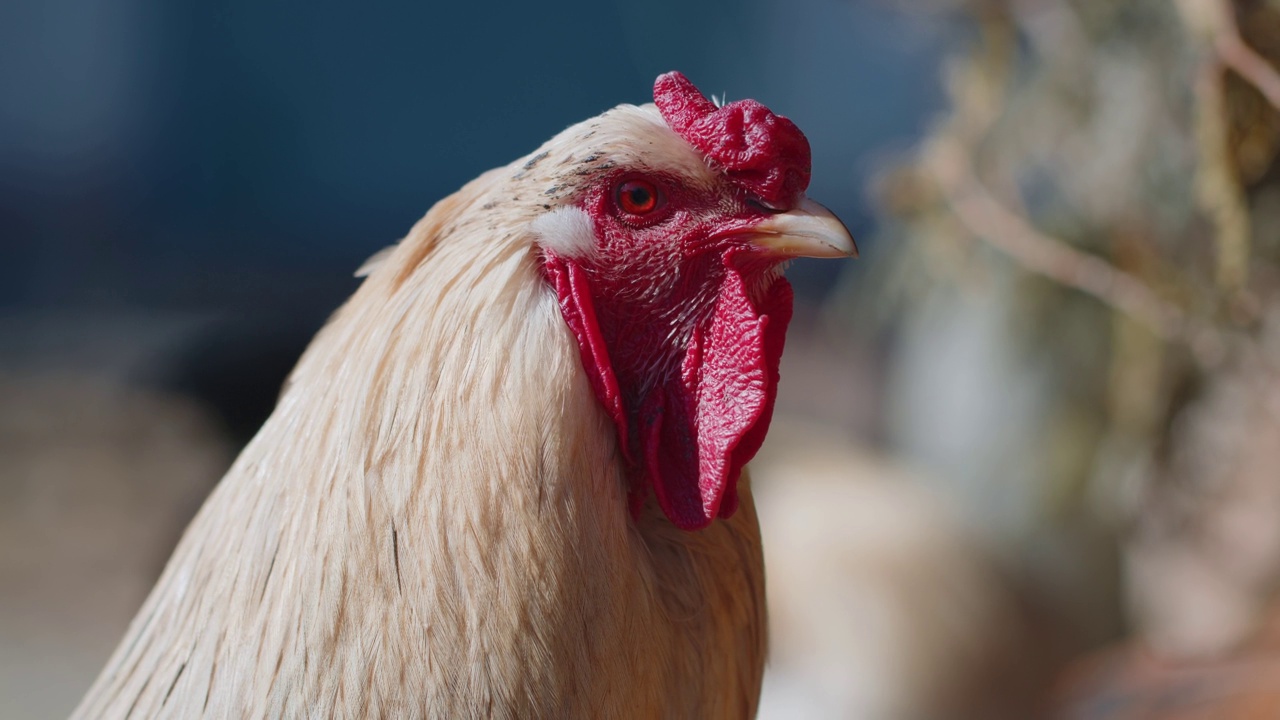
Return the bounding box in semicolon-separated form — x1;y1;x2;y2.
628;187;651;208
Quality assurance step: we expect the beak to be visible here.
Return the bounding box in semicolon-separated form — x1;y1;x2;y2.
745;197;858;259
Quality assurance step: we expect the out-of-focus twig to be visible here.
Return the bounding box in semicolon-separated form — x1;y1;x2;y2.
1176;0;1272;290
1180;0;1280;109
925;137;1188;343
1196;52;1253;290
1214;10;1280;111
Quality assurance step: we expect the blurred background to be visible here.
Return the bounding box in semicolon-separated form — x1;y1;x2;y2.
6;0;1280;717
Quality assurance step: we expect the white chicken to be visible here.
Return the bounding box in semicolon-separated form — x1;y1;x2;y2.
72;72;854;717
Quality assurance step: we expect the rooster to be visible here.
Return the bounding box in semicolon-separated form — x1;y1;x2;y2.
72;72;854;718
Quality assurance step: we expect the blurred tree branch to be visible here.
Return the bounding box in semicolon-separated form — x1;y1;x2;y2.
926;135;1188;345
1202;0;1280;111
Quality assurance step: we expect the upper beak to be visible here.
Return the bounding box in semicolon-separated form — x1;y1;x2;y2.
745;197;858;259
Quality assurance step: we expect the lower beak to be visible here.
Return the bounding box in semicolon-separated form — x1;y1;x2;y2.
745;197;858;259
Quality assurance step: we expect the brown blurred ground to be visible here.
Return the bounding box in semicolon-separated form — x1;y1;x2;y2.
1055;606;1280;719
0;371;232;719
0;311;237;717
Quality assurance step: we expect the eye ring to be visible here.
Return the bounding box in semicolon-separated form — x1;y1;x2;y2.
615;178;662;216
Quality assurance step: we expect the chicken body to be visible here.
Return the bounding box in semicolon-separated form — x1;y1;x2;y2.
73;76;850;718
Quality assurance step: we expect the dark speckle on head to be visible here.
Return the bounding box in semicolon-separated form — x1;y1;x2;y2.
523;151;550;171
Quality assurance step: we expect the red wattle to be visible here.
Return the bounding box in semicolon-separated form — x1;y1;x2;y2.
643;255;792;530
541;254;631;464
722;273;792;518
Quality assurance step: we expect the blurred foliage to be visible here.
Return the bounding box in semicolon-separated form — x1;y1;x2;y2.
861;0;1280;658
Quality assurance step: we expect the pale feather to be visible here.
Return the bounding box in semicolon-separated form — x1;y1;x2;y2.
353;244;397;278
73;104;766;719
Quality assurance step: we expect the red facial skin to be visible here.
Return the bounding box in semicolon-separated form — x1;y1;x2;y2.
542;72;810;531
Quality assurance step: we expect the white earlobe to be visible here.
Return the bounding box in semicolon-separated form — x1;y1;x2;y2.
530;206;597;258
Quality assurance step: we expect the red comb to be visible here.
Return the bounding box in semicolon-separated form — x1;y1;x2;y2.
653;71;811;209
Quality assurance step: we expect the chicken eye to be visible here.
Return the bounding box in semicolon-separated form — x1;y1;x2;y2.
616;179;660;215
